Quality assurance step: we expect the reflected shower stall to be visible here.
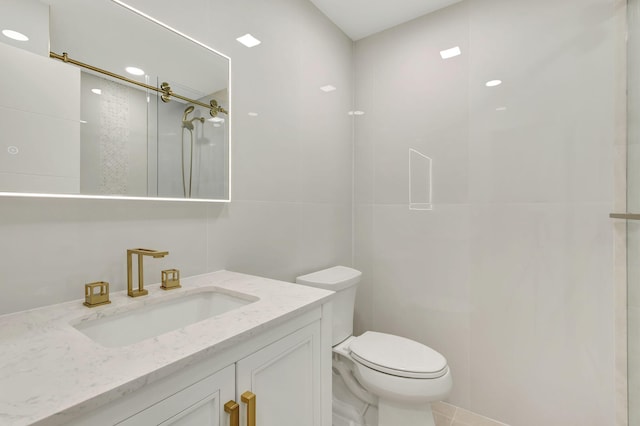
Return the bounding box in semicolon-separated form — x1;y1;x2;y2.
157;95;229;200
79;72;229;200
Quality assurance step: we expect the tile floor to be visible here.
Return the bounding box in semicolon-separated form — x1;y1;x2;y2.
432;402;509;426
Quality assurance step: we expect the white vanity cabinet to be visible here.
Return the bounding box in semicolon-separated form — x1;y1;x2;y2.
0;271;333;426
236;322;321;426
67;315;325;426
117;364;235;426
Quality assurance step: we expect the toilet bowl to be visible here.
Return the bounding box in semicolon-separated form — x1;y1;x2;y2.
296;266;452;426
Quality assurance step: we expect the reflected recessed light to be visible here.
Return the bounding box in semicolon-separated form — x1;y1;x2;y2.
91;88;102;95
236;33;261;48
496;106;507;111
213;123;222;128
80;120;88;124
485;79;502;87
2;29;29;41
353;111;365;116
7;146;19;155
320;85;336;93
248;112;259;117
208;116;225;123
440;46;461;59
125;66;145;76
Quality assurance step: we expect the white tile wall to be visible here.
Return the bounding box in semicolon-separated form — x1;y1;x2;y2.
0;0;353;315
0;107;80;177
0;197;208;313
0;43;81;193
0;1;629;425
0;43;79;120
353;0;624;424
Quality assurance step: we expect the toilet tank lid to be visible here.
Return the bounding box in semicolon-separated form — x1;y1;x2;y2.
295;266;362;291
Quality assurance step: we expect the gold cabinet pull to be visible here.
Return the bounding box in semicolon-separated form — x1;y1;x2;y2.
241;391;256;426
224;400;239;426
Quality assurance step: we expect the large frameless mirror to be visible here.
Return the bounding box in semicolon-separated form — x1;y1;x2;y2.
0;0;230;201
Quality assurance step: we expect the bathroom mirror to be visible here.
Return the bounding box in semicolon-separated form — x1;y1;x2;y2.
0;0;230;201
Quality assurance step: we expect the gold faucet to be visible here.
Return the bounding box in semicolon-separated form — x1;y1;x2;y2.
127;248;169;297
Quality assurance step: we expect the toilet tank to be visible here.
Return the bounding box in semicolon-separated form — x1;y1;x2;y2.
296;266;361;346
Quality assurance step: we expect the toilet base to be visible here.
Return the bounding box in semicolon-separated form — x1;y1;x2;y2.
378;399;435;426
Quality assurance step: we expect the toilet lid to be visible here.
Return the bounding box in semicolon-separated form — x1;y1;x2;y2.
349;332;448;379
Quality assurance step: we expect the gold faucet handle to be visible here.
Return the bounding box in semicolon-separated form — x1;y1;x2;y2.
83;282;111;307
161;269;181;290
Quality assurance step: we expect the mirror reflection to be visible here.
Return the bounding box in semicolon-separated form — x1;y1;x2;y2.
0;0;230;200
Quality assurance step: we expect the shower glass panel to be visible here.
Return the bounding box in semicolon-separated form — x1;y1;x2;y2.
630;223;640;425
630;0;640;424
156;89;229;200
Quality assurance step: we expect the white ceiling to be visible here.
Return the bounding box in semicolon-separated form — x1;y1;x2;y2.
308;0;462;40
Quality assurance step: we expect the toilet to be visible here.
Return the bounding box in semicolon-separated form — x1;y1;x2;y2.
296;266;452;426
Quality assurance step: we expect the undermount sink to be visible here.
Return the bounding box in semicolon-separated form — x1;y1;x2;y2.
73;290;255;347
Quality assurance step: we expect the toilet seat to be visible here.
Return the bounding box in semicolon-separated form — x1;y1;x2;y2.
349;332;448;379
333;334;453;404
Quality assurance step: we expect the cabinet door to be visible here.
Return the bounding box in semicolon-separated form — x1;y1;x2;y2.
117;364;235;426
236;322;321;426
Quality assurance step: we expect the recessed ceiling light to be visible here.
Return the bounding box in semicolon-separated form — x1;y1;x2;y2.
485;80;502;87
2;29;29;41
496;106;507;111
91;89;102;95
125;66;145;76
353;111;365;116
80;120;88;124
320;85;337;93
236;33;261;48
440;46;461;59
248;112;259;117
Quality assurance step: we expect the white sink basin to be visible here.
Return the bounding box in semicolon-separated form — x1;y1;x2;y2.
73;290;255;347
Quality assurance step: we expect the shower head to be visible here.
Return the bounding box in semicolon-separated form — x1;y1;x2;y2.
182;106;197;130
182;105;195;122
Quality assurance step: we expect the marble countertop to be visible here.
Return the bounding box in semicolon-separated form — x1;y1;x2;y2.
0;270;334;426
